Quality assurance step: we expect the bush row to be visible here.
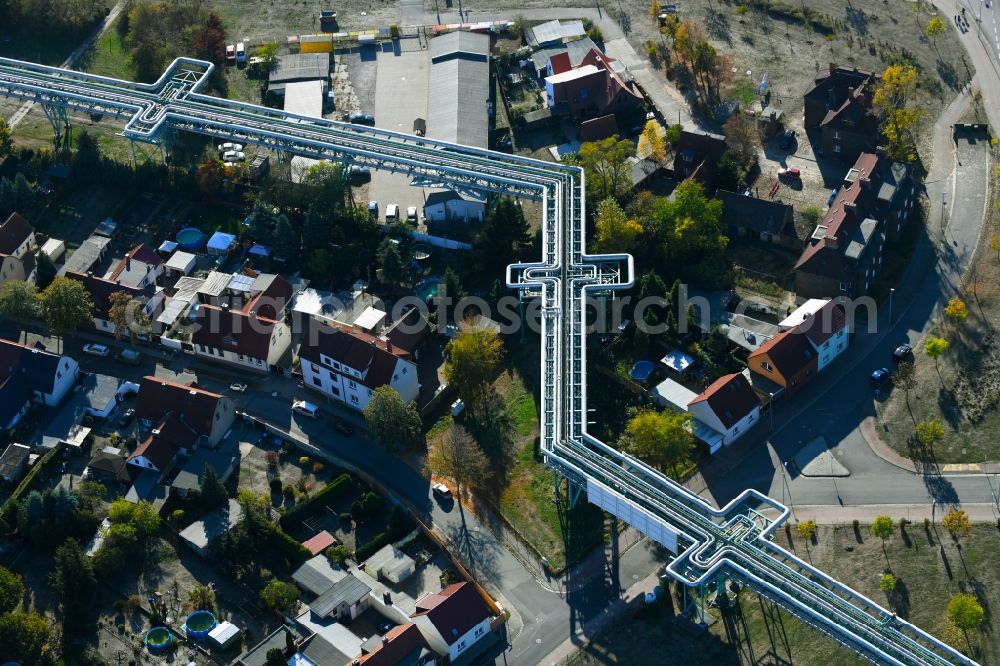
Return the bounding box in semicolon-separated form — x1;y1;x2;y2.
279;473;353;531
269;524;311;564
354;531;390;562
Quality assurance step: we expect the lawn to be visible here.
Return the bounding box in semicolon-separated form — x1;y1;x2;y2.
80;29;132;80
570;521;999;665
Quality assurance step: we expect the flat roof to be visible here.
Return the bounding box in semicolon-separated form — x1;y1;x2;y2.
269;52;330;84
427;33;490;149
59;236;110;275
652;378;698;411
354;306;386;331
285;80;324;119
180;498;243;549
172;276;204;302
779;299;831;329
661;350;695;373
80;373;120;411
166;250;196;271
545;64;599;84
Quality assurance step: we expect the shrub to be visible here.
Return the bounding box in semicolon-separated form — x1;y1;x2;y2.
279;473;353;530
355;532;389;562
298;456;310;466
269;525;310;564
327;544;351;566
283;485;295;501
312;462;325;475
265;451;279;467
269;478;283;494
388;505;409;538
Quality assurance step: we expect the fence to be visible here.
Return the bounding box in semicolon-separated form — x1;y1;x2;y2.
409;230;473;250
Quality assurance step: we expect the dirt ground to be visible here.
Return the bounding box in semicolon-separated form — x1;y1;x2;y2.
570;521;998;665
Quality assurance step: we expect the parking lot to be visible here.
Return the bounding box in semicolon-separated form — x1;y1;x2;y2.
365;45;431;225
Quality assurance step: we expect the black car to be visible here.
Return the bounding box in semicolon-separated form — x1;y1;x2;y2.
870;367;891;388
119;408;136;427
349;166;372;184
348;113;375;126
333;419;355;436
780;128;796;150
892;343;913;363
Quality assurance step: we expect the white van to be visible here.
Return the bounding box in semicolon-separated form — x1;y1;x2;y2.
385;204;399;222
292;400;319;419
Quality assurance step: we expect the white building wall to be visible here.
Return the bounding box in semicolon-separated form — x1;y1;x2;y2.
194;345;270;372
266;323;292;366
448;618;492;662
424;198;485;223
815;327;849;372
0;256;24;285
9;232;36;260
302;356;419;412
688;401;760;447
46;357;80;406
389;358;420;403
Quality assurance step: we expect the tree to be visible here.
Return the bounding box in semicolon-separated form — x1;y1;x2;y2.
35;250;56;289
593;197;642;253
248;200;277;244
649;0;661;18
870;515;894;564
991;234;1000;262
193;11;227;68
199;465;228;508
0;117;12;159
188;584;216;612
638;120;667;163
440;266;466;303
579;135;634;201
0;611;56;665
444;327;503;407
796;520;817;541
363;386;423;451
108;291;146;342
914;418;945;449
947;593;984;633
265;648;287;666
272;214;300;261
73;130;101;184
924;336;949;373
943;298;968;324
722;112;761;165
942;509;971;541
622;409;693;476
474;197;530;278
0;280;40;323
308;248;332;277
378;238;404;285
328;544;351;565
926;16;946;51
303;207;329;249
50;539;95;628
893;362;917;418
261;580;299;615
427;425;491;498
874;65;922;162
13;173;34;215
0;565;24;613
880;573;896;593
40;276;94;348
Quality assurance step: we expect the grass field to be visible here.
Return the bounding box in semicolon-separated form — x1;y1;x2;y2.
569;521;998;665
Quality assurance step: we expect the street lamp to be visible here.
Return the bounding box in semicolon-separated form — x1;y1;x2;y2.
768;391;775;431
783;461;795;518
888;287;895;326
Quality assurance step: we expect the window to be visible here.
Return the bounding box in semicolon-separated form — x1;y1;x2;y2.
761;361;773;373
733;426;740;434
839;282;848;292
313;376;323;387
349;380;356;389
238;354;244;361
838;342;845;350
351;395;359;404
331;387;340;397
833;131;841;139
401;367;408;374
833;145;841;153
475;627;484;636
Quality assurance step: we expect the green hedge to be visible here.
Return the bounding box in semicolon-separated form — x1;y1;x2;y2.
354;532;389;562
269;524;311;564
279;473;353;531
0;443;62;530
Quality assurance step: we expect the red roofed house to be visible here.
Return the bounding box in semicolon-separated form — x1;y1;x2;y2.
0;213;37;260
544;47;641;118
410;582;494;662
129;376;234;474
350;623;434;666
803;64;880;164
191;303;291;373
688;373;761;450
298;316;419;411
107;243;163;289
64;270;163;336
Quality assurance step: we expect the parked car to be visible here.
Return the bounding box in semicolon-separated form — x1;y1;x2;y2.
115;349;141;365
348;166;371;184
869;367;891;388
827;188;839;206
378;621;395;634
229;382;247;393
348;113;376;126
218;142;243;152
333;419;355;436
368;201;379;218
292;400;319;419
82;343;109;357
235;42;247;64
779;128;796;150
223;150;246;162
225;44;236;65
406;206;418;224
778;167;801;179
385;203;399;222
432;483;452;499
892;343;914;363
118;408;136;428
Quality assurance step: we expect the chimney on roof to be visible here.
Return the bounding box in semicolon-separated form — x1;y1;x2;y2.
824;234;839;250
126;256;131;271
844;201;857;213
829;62;837;73
383;591;391;605
382;635;390;645
847;86;855;98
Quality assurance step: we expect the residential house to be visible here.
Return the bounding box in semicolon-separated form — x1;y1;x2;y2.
179;498;243;556
309;574;371;622
527;35;599;79
673;131;727;192
0;252;25;286
803;64;880;163
544;47;641;119
747;330;817;399
717;190;802;249
298;317;420;412
58;235;111;276
64;270;163;336
85;447;131;485
688;373;761;449
0;443;31;483
0;212;36;260
526;19;586;48
0;338;80;431
410;582;494;663
795;151;911;298
191;304;291;372
423;190;486;224
106;243;163;289
780;299;849;372
351;624;434;666
170;445;238;497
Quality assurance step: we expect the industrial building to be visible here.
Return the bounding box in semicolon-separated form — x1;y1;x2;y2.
427;32;490;149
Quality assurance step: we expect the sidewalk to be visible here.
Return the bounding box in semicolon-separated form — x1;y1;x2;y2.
758;503;1000;524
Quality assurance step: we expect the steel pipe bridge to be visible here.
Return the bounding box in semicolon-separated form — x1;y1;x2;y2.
0;55;977;666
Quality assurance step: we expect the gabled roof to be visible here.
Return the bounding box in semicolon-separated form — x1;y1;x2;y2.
299;317;408;388
689;373;760;429
748;330;816;379
128;414;187;470
355;624;431;665
244;273;293;319
717;190;793;236
64;270;146;320
0;213;34;255
310;574;371;618
793;300;847;347
191;304;280;360
411;582;491;646
0;443;30;478
87;448;131;482
135;375;225;435
0;337;68;397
